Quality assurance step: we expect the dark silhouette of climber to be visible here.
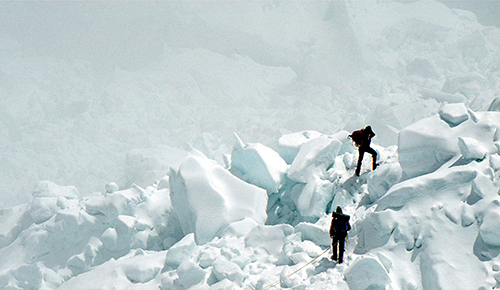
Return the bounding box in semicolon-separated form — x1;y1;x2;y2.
349;125;377;176
330;206;351;263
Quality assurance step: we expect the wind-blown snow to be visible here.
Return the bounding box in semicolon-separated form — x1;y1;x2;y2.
2;0;500;289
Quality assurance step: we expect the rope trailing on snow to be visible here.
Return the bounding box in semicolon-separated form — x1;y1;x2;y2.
260;247;330;290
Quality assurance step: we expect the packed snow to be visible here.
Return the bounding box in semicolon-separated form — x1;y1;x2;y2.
1;0;500;289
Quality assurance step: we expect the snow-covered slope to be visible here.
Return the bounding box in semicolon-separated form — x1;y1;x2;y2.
1;0;500;289
1;105;500;289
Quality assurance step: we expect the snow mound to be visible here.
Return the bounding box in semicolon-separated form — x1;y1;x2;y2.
59;249;166;289
169;150;268;244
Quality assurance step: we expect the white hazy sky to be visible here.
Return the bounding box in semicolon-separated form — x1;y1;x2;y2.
1;1;499;70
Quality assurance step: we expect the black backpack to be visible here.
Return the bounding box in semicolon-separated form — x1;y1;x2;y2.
349;130;364;146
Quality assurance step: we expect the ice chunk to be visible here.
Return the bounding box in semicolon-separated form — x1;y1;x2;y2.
212;256;245;285
8;263;63;290
367;162;402;202
439;103;469;127
467;173;497;205
291;180;334;218
345;257;391;290
399;112;500;179
221;217;259;238
245;224;293;256
355;211;396;254
277;130;323;164
84;236;103;263
479;204;500;247
177;260;206;288
377;168;477;211
59;250;166;289
100;228;119;251
398;115;458;179
280;265;302;288
29;181;82;224
164;233;197;269
122;250;163;283
288;137;342;183
294;222;331;247
230;133;288;193
458;137;487;160
169;151;268;244
198;246;221;269
67;253;86;275
28;197;59;224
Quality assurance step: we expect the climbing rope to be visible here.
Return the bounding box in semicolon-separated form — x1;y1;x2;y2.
259;247;330;290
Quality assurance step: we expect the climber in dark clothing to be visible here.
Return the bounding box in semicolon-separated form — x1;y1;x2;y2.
329;206;351;263
349;125;377;176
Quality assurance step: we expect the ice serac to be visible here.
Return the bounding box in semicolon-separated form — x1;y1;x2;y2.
398;112;500;179
291;179;334;218
277;130;323;164
230;133;288;193
169;151;268;244
398;115;458;179
287;136;342;183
